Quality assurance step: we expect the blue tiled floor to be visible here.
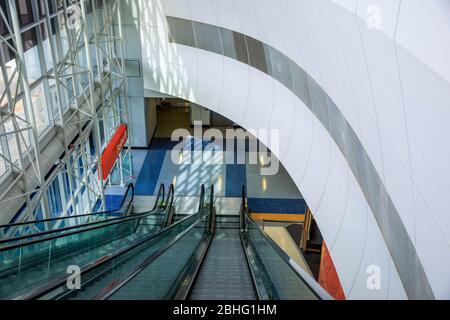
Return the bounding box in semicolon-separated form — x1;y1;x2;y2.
225;164;246;197
155;151;226;197
247;198;307;214
149;137;254;153
132;140;306;214
135;149;166;195
105;194;124;212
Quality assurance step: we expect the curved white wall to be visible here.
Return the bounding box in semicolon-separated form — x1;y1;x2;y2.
135;0;450;299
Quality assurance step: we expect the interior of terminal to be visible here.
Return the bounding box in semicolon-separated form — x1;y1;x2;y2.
0;0;448;301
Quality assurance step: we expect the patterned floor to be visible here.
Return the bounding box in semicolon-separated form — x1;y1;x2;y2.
105;137;306;215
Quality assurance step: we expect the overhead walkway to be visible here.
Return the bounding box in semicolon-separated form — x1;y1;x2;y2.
0;184;176;299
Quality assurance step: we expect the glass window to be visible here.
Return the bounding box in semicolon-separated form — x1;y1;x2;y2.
0;144;6;177
308;77;330;131
49;78;63;124
78;156;84;176
56;0;64;10
219;28;248;64
63;167;71;199
41;24;54;71
65;76;75;107
0;2;10;36
268;46;293;90
233;31;248;64
21;27;38;52
6;99;31;163
98;116;105;147
47;176;63;218
58;15;70;57
31;82;50;135
23;30;41;84
291;61;311;107
166;16;195;47
1;40;15;64
38;0;55;17
245;36;269;74
193;21;222;55
219;28;235;59
33;201;43;220
77;47;89;89
16;0;34;27
88;130;95;156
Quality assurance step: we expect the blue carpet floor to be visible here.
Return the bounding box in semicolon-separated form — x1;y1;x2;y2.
135;149;166;195
225;164;246;197
105;195;123;212
149;137;263;153
247;198;307;214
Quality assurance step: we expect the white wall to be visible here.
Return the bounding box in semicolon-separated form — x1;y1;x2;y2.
137;0;450;299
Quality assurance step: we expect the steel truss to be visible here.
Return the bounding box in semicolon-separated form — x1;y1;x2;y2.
0;0;132;228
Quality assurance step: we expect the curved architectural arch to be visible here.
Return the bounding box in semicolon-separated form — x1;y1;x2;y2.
137;0;450;299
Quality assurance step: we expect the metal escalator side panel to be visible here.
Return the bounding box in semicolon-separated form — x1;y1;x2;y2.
239;185;332;300
170;205;216;300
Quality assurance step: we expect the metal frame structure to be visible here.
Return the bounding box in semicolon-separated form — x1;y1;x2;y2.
0;0;132;229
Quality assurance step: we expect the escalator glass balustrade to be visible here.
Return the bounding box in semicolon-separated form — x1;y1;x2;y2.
0;184;175;299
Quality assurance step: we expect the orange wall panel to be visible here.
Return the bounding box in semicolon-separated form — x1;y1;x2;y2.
318;241;346;300
100;124;128;180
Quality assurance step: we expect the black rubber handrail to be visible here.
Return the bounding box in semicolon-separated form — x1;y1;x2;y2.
20;185;207;300
0;183;166;250
0;183;135;230
162;184;175;227
241;185;332;300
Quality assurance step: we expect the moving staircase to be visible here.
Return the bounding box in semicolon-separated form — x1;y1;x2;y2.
0;183;175;299
0;184;331;300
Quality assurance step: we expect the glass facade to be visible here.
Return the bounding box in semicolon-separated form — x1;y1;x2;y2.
0;0;130;226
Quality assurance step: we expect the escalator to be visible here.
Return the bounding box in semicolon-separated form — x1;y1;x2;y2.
187;215;257;300
0;183;136;243
32;184;212;300
0;183;175;299
0;184;171;248
170;186;330;300
1;183;330;300
33;185;330;300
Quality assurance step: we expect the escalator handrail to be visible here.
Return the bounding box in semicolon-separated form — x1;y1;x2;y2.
0;184;167;251
95;185;213;300
169;184;215;300
0;183;164;246
241;186;332;300
162;184;175;227
20;185;208;300
0;183;135;231
152;183;166;212
166;184;175;211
